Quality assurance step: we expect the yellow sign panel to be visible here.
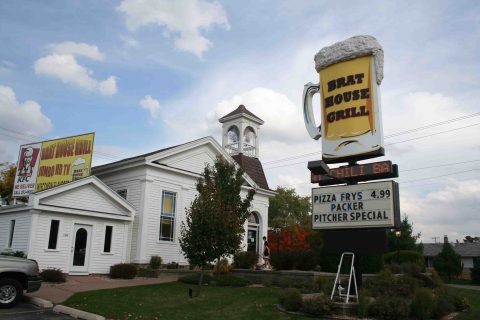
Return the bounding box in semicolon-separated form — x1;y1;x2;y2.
35;133;95;192
319;55;374;141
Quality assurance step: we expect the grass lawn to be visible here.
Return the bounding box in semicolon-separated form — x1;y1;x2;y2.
63;282;306;320
447;287;480;320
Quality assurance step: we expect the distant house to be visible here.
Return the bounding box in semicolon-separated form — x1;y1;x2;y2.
423;235;480;278
0;105;275;274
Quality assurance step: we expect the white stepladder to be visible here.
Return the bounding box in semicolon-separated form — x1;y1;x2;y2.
330;252;358;303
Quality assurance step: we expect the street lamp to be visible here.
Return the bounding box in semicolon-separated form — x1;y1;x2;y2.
395;230;401;263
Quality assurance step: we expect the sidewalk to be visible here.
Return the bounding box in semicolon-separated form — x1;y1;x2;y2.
446;283;480;291
27;275;178;304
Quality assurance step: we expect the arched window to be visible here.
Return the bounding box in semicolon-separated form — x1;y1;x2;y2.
225;126;240;155
243;127;256;157
247;212;260;253
227;126;239;144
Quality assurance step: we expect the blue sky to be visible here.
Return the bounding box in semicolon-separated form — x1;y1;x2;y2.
1;0;479;242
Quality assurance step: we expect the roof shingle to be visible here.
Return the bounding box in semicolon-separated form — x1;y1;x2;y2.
232;153;269;190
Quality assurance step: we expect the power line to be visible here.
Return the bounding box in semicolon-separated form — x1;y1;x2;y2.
263;112;480;166
264;122;480;170
278;167;480;188
0;127;122;161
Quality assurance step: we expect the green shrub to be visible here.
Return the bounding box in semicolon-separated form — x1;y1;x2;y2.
40;268;66;283
211;274;251;287
369;296;410;320
214;258;231;274
301;295;334;316
295;250;318;271
110;263;137;279
364;271;417;299
357;289;371;318
149;255;162;269
233;251;258;269
1;250;26;258
166;262;179;269
410;287;434;320
383;250;425;272
433;292;455;318
278;288;302;312
315;277;334;295
270;251;294;270
178;273;213;285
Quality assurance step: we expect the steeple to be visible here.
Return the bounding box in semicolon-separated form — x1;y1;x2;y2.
219;105;264;158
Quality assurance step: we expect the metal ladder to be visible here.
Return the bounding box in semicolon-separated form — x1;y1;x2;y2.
330;252;358;303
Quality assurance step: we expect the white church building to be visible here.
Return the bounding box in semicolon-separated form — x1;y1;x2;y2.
0;106;275;274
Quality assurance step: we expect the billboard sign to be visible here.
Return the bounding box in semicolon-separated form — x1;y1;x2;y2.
312;181;400;230
303;35;385;163
12;143;42;197
12;133;95;197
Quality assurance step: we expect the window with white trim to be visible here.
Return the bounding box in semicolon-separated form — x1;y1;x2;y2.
48;220;60;249
104;225;113;253
8;220;15;248
159;191;176;242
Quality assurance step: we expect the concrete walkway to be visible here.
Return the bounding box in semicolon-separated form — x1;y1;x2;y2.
27;275;178;304
446;283;480;291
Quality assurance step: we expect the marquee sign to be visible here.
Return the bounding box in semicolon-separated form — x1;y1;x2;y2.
303;35;385;164
12;133;95;197
311;160;398;185
312;181;400;230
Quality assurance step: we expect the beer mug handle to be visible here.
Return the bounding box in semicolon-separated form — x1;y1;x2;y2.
303;82;322;140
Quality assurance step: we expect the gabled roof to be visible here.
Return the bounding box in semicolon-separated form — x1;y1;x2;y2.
92;136;271;192
232;154;269;190
92;138;206;174
218;105;264;125
423;242;480;258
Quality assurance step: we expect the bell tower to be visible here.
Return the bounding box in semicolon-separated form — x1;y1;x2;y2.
218;105;264;158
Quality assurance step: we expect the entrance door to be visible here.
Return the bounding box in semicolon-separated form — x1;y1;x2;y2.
247;227;258;253
70;224;92;274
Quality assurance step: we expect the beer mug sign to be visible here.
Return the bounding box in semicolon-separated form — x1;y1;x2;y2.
303;35;385;164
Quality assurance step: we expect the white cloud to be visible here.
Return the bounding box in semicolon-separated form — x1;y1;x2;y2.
0;86;52;162
119;35;139;47
400;179;480;242
140;95;161;117
206;87;307;144
116;0;230;57
34;42;117;95
48;42;105;61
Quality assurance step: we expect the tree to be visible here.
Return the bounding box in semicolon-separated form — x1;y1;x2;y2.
180;157;254;295
433;241;463;282
463;236;480;243
387;215;423;252
268;187;310;229
0;163;16;204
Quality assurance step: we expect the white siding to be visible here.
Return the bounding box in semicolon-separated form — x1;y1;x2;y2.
158;144;217;174
40;184;129;216
141;167;197;264
0;210;31;254
95;167;145;263
28;211;128;274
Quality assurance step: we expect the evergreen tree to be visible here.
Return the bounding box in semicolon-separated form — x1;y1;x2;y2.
387;215;423;252
180;157;254;295
433;241;463;282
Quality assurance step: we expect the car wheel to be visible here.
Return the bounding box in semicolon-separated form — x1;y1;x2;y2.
0;278;23;308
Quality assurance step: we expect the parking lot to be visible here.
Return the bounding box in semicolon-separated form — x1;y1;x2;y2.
0;301;73;320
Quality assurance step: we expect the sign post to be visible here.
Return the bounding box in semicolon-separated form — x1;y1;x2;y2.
302;35;400;294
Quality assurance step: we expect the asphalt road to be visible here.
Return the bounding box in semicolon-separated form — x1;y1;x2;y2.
0;301;74;320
